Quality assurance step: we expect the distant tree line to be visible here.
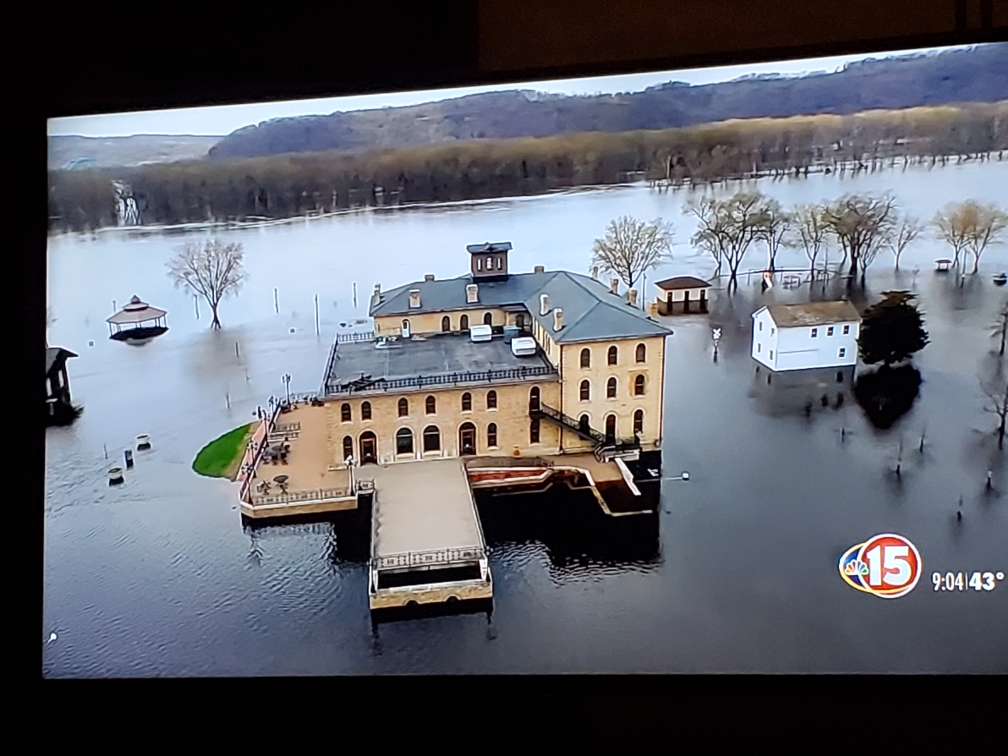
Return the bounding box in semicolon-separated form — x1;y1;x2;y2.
47;102;1008;234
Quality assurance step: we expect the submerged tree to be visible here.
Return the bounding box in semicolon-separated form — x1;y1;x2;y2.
791;203;830;279
168;238;246;329
981;375;1008;450
993;299;1008;357
755;197;791;274
824;194;897;287
888;216;921;270
964;203;1008;274
687;191;765;292
591;216;673;304
933;202;974;268
858;290;930;367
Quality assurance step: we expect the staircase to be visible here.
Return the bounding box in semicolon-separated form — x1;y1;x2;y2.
531;402;640;462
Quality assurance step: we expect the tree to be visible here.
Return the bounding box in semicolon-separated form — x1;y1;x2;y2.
933;202;973;267
687;191;765;292
791;203;830;278
590;216;673;305
980;375;1008;450
964;203;1008;274
168;238;246;329
993;298;1008;357
824;194;897;287
858;290;929;367
755;197;791;273
887;216;921;270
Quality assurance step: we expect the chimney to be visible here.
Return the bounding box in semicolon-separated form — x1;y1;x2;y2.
553;308;564;331
647;301;659;318
466;284;478;304
591;266;599;280
628;289;638;307
424;274;435;281
372;283;382;304
539;293;550;316
408;289;421;309
534;265;545;273
610;278;619;294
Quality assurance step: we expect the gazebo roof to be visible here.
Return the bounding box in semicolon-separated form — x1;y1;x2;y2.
654;276;712;290
46;347;78;375
107;295;167;325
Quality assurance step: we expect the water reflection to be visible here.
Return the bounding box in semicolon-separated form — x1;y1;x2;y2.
853;364;923;429
749;365;855;419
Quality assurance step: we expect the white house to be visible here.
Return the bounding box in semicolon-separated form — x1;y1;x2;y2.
751;301;861;371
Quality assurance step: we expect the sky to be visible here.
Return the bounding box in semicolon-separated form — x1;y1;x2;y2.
49;44;978;138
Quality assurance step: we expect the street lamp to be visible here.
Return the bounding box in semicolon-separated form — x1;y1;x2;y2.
668;471;690;481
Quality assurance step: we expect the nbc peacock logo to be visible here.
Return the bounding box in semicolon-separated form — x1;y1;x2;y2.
839;534;922;598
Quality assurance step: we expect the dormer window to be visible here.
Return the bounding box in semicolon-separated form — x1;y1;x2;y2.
811;328;818;338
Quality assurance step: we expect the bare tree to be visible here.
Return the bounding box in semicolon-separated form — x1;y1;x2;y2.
824;194;897;287
688;191;765;292
167;238;246;329
791;203;830;279
965;203;1008;274
887;216;921;270
591;216;673;305
755;197;791;273
933;202;974;267
994;299;1008;357
981;375;1008;450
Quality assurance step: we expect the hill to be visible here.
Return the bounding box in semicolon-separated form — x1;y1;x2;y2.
47;135;223;170
207;44;1008;160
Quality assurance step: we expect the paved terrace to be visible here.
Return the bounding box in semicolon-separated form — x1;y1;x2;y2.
246;403;352;513
323;332;556;396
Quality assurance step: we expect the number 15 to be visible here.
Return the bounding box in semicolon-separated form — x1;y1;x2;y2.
866;545;911;587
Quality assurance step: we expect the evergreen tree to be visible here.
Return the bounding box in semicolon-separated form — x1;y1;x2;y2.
857;291;929;366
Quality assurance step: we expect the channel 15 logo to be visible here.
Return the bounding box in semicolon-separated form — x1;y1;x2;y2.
839;534;922;598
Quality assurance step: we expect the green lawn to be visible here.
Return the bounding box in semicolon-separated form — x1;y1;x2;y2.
193;422;255;480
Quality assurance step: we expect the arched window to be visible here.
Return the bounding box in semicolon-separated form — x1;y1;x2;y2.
530;418;540;444
634;375;645;396
461;392;472;412
361;401;372;420
487;423;498;447
423;425;440;452
396;427;414;455
636;343;646;363
398;398;408;417
607;377;617;398
605;414;616;443
341;403;351;422
441;316;450;332
633;409;644;435
425;395;436;415
486;390;497;409
579;414;590;434
608;346;618;365
529;386;540;412
342;435;353;462
484;312;493;326
580;348;591;368
580;380;590;401
460;314;469;330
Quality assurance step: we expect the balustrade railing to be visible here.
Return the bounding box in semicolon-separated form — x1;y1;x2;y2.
372;546;486;572
324;364;556;396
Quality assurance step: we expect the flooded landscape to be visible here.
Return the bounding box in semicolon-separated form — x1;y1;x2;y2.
44;160;1008;675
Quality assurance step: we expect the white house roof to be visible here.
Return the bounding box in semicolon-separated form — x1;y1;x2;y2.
758;301;861;328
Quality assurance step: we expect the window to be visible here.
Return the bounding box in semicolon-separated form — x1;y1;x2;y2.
426;395;436;414
529;386;540;412
484;312;493;326
843;325;850;335
487;423;498;447
396;428;414;455
579;414;591;434
811;328;818;338
827;326;834;336
580;348;591;368
497;256;502;270
477;257;482;271
605;414;616;443
607;377;617;398
442;316;450;332
341;403;351;422
759;322;763;331
423;425;440;452
461;392;472;412
757;343;761;353
838;348;846;358
460;314;469;330
770;350;774;359
398;398;408;417
342;436;353;462
636;343;646;363
634;375;645;396
530;418;540;444
361;401;371;420
580;380;590;401
633;409;644;435
608;346;618;365
771;328;775;336
487;390;497;410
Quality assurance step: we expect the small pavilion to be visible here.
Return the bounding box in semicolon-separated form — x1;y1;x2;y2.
654;276;712;315
107;295;169;342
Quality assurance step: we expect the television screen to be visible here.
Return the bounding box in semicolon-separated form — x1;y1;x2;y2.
44;41;1008;677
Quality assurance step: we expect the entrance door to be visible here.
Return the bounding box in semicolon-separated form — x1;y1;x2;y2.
401;319;411;338
700;289;707;313
683;289;691;313
459;422;477;456
667;292;673;314
360;431;377;464
605;414;616;444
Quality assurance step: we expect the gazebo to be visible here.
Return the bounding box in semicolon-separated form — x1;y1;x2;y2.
654;276;712;315
46;346;80;425
107;295;169;343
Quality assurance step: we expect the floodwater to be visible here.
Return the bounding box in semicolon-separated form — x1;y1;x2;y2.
44;160;1008;675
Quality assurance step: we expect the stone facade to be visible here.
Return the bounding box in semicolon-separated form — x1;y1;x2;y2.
375;307;510;336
